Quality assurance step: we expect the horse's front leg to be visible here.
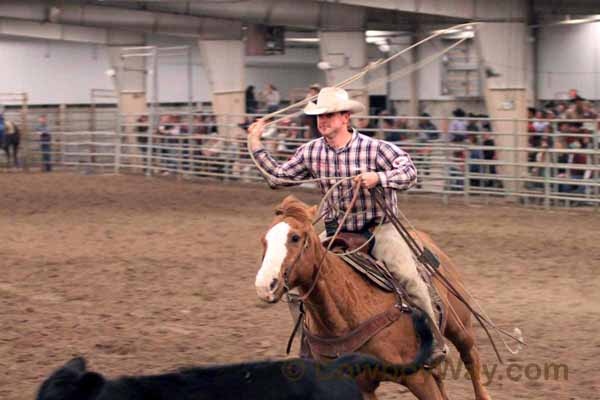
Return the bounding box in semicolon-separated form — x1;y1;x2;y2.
403;370;445;400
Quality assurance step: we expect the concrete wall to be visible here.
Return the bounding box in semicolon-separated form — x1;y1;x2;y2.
537;22;600;100
0;36;324;105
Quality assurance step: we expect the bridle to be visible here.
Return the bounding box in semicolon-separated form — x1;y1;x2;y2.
282;233;328;304
282;234;310;293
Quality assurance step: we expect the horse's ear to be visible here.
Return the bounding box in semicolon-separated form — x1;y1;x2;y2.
277;195;299;215
282;195;298;204
307;205;318;219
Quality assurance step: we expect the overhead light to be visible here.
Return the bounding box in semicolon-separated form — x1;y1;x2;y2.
366;30;397;37
558;14;600;25
530;14;600;28
378;43;390;53
444;31;474;39
561;17;591;25
317;61;332;70
365;36;388;45
432;28;461;35
105;68;116;77
284;38;320;43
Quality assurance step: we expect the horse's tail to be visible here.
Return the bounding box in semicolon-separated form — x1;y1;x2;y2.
325;309;433;378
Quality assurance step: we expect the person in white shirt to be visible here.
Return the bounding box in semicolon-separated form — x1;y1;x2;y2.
264;84;281;113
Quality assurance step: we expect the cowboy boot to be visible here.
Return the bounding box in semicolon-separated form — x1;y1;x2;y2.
423;312;448;369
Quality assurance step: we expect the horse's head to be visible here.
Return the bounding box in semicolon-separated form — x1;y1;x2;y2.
255;195;320;303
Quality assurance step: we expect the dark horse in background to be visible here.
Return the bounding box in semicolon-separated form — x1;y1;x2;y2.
1;118;21;168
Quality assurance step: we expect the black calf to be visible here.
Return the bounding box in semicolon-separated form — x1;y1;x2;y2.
36;354;391;400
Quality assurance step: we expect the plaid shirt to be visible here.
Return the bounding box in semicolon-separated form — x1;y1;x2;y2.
253;130;417;232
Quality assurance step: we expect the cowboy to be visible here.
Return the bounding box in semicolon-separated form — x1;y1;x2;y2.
247;86;447;367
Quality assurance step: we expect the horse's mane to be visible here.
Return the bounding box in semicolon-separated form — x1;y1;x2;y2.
275;196;313;225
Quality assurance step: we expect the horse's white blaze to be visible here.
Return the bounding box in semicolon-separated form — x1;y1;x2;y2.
255;222;290;300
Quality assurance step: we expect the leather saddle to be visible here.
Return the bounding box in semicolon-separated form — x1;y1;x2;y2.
322;232;395;293
322;232;445;328
322;232;373;256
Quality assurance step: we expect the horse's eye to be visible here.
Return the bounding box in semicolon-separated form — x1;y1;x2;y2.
290;234;301;243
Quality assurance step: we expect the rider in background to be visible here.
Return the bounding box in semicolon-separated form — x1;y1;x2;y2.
247;86;448;367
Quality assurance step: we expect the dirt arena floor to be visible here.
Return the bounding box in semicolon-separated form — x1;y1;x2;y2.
1;172;598;400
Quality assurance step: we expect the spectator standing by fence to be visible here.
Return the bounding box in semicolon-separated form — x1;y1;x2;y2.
417;112;439;141
449;108;467;143
301;84;321;139
245;85;258;114
481;119;502;188
37;115;51;172
263;84;281;113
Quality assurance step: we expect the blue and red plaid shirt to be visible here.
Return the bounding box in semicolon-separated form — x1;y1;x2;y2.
253;129;417;232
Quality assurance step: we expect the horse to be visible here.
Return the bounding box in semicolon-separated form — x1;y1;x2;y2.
2;120;21;168
255;195;492;400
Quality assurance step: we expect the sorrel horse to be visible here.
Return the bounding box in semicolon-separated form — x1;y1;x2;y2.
255;196;492;400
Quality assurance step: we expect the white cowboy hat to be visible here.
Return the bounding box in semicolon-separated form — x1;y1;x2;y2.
303;87;365;115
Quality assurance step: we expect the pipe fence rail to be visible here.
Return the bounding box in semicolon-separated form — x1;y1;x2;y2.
4;111;599;210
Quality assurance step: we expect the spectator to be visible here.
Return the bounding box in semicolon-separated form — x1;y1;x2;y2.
449;108;467;142
301;84;321;139
481;118;502;188
263;84;281;113
555;140;589;197
527;107;536;132
553;137;570;193
37;115;51;172
532;110;549;133
378;111;401;142
157;115;174;173
285;122;303;152
275;118;292;154
274;118;303;155
417;112;439;141
245;85;258;114
468;134;482;188
566;95;585;129
354;117;376;137
394;116;410;140
466;113;480;142
200;132;225;176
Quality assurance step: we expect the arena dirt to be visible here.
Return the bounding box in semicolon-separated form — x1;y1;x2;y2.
0;173;598;399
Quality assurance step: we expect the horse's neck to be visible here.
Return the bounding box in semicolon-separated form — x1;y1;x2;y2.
300;248;384;337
